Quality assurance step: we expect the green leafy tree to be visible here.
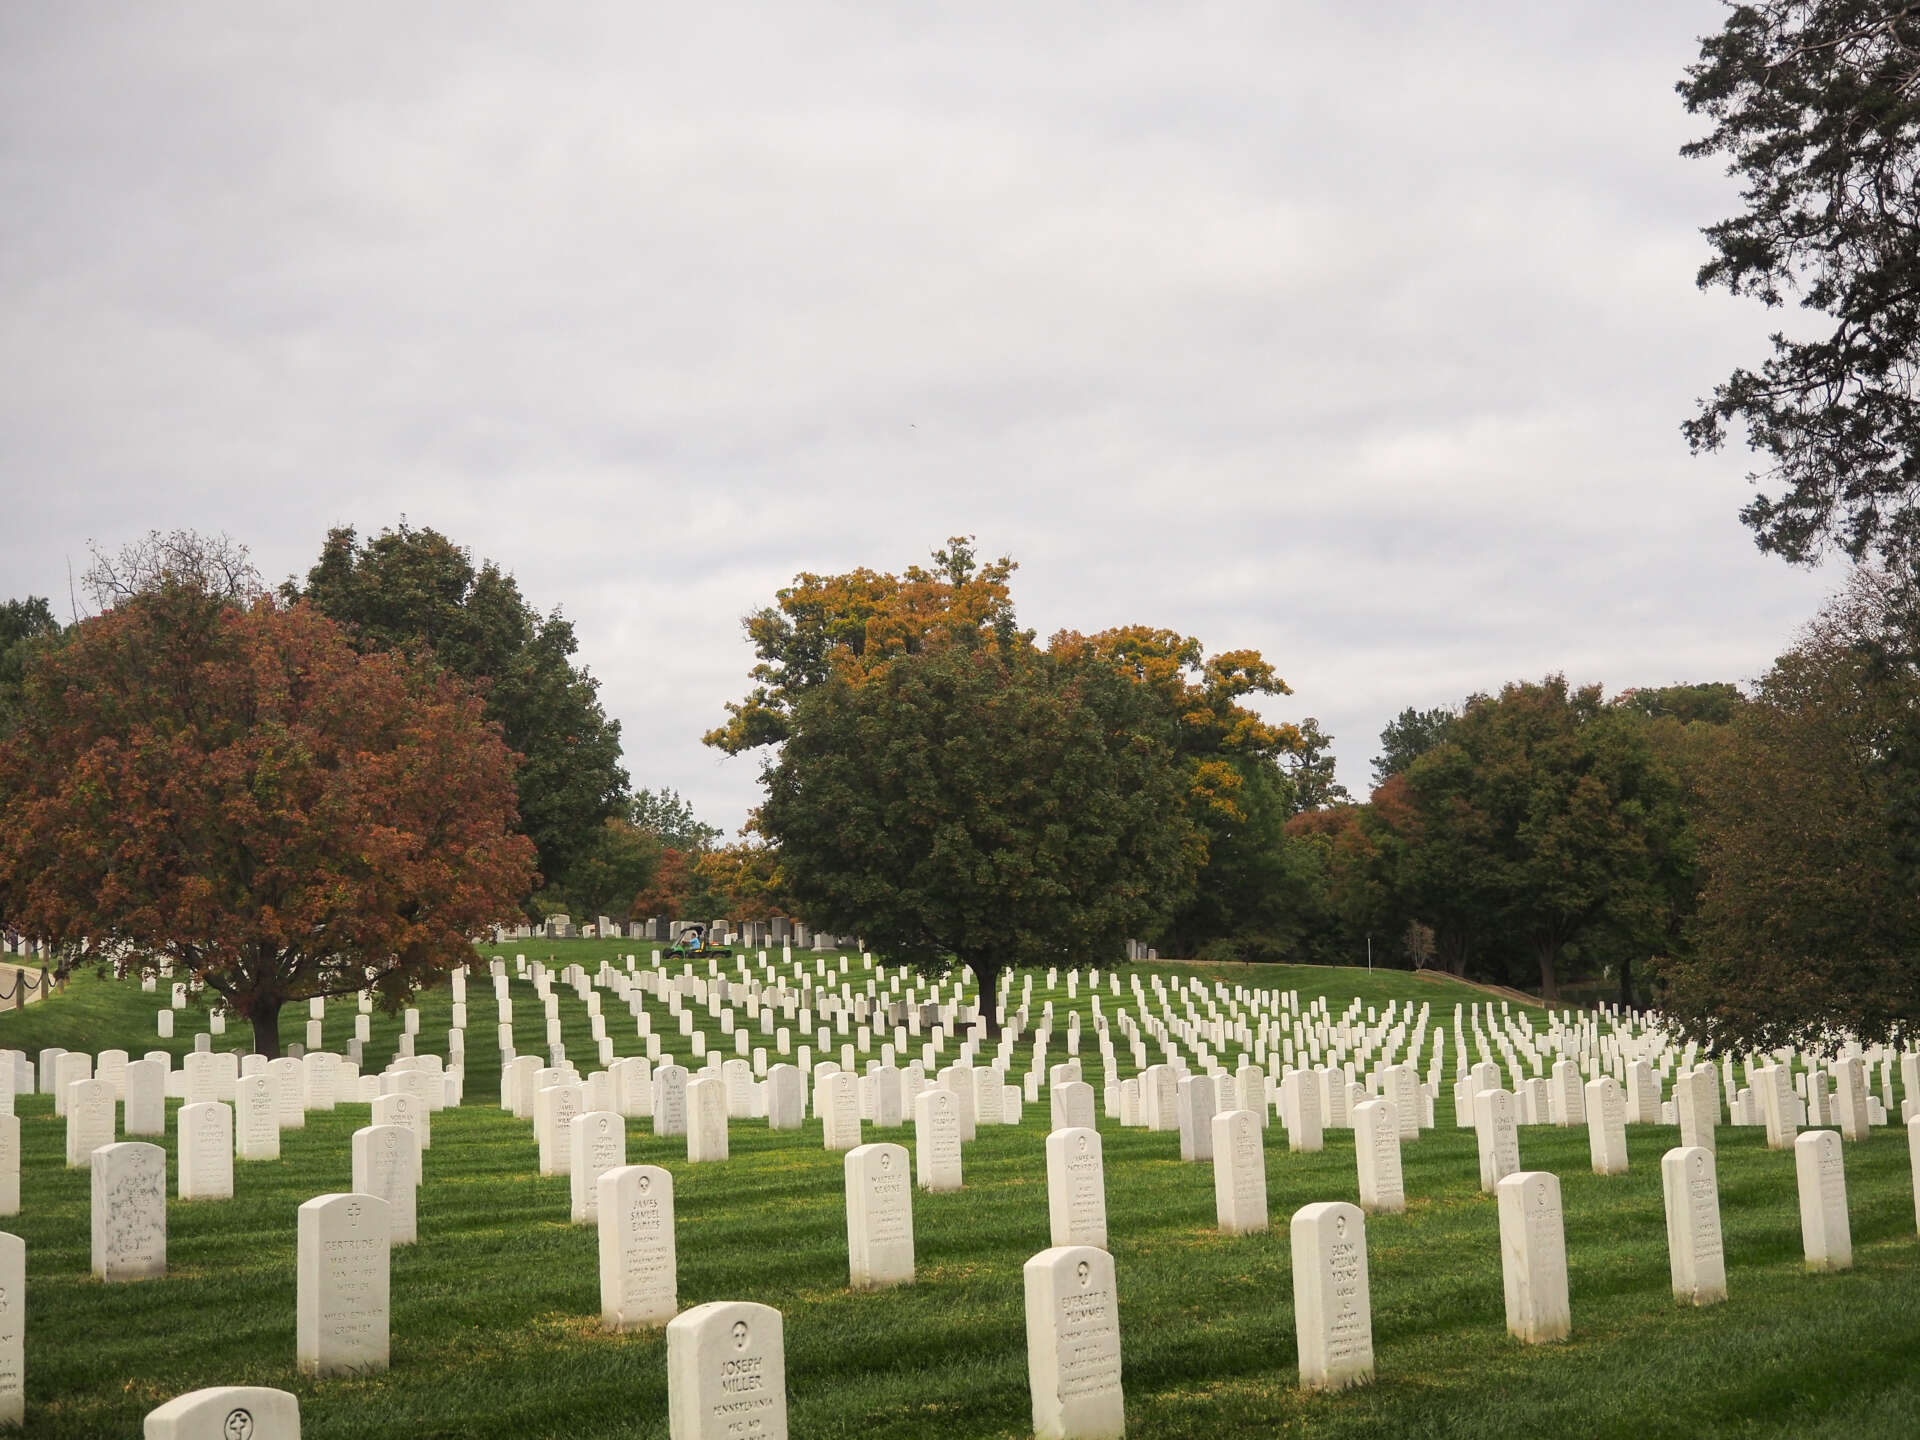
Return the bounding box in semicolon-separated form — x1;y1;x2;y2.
1615;682;1744;726
293;523;628;897
693;840;786;922
1368;680;1691;999
1680;2;1920;566
712;542;1306;962
631;787;723;852
1660;571;1920;1046
1284;716;1350;813
558;818;662;921
1159;756;1299;958
1371;705;1456;786
1356;767;1503;979
1043;626;1304;956
0;597;62;738
760;643;1198;1031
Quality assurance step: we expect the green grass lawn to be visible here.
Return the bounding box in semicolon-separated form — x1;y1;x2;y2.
4;944;1918;1439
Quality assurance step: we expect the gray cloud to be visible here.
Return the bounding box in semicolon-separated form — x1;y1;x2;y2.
1;1;1838;830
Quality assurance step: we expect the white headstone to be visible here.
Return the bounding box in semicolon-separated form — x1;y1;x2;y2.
845;1142;914;1290
600;1164;677;1332
570;1111;628;1224
65;1077;116;1169
302;1052;337;1112
1141;1064;1176;1132
1237;1063;1268;1129
1023;1245;1124;1440
1793;1129;1851;1272
1291;1200;1372;1391
52;1051;91;1117
1045;1127;1107;1250
1584;1076;1628;1175
122;1058;166;1138
1352;1099;1405;1215
766;1065;804;1131
296;1194;390;1378
92;1141;166;1281
653;1065;689;1138
820;1071;862;1153
1761;1064;1795;1150
267;1057;304;1131
1387;1064;1420;1140
144;1386;300;1440
1176;1074;1216;1163
178;1102;234;1201
1051;1081;1096;1133
0;1116;16;1217
666;1300;787;1440
1212;1109;1268;1237
1474;1088;1521;1193
1550;1059;1586;1128
352;1124;419;1247
535;1083;584;1176
1833;1056;1870;1143
365;1094;426;1184
914;1087;962;1192
1496;1171;1570;1343
687;1076;728;1163
236;1074;280;1162
1661;1145;1726;1306
1285;1070;1323;1153
1626;1059;1659;1125
1910;1115;1920;1237
0;1230;19;1426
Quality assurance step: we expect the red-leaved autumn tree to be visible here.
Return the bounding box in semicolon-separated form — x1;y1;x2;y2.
0;583;536;1056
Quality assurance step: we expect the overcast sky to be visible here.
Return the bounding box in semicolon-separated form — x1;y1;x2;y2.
0;2;1840;833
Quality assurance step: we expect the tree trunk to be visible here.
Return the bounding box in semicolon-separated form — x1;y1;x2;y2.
972;960;1002;1036
249;1000;282;1059
1617;952;1634;1010
1535;944;1560;1002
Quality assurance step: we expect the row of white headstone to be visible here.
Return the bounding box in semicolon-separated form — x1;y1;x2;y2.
34;1105;1914;1440
97;1195;1363;1440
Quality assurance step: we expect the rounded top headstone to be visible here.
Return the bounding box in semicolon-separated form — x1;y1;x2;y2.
144;1386;300;1440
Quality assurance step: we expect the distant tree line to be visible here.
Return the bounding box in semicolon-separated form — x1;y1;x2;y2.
6;524;1917;1051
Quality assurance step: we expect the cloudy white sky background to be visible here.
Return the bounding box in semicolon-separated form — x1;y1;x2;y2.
1;2;1841;832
